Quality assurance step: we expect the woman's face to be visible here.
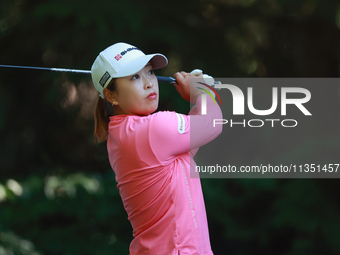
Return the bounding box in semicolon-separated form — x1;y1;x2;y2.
112;63;159;116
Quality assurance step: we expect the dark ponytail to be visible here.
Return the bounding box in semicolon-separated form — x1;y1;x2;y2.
93;79;116;143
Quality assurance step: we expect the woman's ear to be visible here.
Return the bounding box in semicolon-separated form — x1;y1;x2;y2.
103;88;119;105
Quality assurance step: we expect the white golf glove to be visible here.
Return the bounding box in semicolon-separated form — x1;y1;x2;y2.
190;69;216;98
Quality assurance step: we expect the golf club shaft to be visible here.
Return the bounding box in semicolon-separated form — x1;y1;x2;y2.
0;64;91;74
0;64;176;84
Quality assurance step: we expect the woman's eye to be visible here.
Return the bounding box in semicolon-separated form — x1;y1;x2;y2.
148;69;155;75
132;74;139;80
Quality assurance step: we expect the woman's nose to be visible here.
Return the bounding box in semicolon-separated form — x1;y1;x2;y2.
144;76;154;89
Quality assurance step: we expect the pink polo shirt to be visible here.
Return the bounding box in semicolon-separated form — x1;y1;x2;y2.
107;95;222;255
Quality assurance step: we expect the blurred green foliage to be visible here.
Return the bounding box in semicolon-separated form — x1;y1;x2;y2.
1;0;340;254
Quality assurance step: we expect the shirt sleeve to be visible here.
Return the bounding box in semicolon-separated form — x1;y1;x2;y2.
149;95;222;163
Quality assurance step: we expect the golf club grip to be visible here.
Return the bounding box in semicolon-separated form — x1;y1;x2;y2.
156;76;177;84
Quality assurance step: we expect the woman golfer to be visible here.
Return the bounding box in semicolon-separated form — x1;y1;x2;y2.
91;42;222;255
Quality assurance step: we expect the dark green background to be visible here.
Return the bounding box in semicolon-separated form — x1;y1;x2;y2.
0;0;340;254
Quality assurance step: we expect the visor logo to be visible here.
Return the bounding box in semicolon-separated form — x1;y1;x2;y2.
114;47;142;61
120;47;141;56
114;54;122;61
99;71;111;87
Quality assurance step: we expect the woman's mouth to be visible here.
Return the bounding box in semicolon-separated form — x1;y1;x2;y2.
147;92;157;99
